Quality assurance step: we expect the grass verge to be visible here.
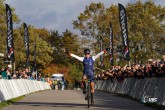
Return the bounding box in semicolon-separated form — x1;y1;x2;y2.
0;95;25;109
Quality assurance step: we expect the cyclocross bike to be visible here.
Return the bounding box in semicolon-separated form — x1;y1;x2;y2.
85;79;92;108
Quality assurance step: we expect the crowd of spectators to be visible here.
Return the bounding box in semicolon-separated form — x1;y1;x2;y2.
95;55;165;82
0;66;46;81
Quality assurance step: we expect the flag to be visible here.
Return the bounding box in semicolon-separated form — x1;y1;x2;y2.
6;4;14;62
118;3;130;61
23;23;30;67
100;36;104;67
109;23;113;65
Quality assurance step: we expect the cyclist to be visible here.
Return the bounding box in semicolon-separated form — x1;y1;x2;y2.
64;47;110;104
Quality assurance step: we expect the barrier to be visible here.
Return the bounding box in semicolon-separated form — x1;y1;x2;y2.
0;79;51;102
95;77;165;106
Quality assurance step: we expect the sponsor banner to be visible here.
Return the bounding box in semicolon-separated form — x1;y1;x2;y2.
6;4;14;62
109;23;113;65
23;23;30;67
100;37;104;67
118;3;130;61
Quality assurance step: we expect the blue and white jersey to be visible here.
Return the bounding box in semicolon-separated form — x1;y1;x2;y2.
70;51;104;75
83;57;94;75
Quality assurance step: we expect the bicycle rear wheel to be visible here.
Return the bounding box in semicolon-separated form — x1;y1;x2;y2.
87;80;90;108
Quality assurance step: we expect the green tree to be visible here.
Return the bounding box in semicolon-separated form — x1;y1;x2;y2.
66;64;82;86
73;3;106;44
16;25;53;70
127;1;165;63
28;27;53;69
61;30;83;71
49;30;66;64
73;1;165;67
46;29;83;84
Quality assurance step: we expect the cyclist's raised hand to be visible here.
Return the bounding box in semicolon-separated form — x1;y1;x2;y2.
64;48;70;55
103;46;112;52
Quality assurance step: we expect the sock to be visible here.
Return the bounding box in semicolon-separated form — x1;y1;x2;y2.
91;93;94;99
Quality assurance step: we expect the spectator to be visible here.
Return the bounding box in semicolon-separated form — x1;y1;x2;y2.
1;67;7;79
53;80;58;90
12;72;17;79
25;68;31;78
94;55;165;82
49;79;53;89
64;80;69;90
61;80;65;90
6;68;12;79
17;70;21;79
58;81;62;90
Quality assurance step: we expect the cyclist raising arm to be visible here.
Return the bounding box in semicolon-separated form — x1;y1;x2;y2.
64;47;110;104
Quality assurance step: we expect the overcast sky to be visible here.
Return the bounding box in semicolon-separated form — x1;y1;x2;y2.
5;0;165;34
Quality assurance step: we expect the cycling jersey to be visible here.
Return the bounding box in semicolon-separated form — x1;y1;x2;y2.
83;57;94;76
70;51;105;81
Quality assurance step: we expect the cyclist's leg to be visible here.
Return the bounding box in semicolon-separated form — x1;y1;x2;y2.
82;74;87;94
90;75;95;104
90;81;94;93
89;75;95;93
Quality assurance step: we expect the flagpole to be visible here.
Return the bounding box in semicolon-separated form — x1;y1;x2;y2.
14;62;15;74
129;61;131;67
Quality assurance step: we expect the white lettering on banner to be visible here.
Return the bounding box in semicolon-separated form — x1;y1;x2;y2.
24;28;28;51
109;26;113;63
7;10;12;48
120;9;128;46
109;27;112;54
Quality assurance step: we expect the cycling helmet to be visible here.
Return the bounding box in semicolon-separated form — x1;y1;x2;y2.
84;48;90;54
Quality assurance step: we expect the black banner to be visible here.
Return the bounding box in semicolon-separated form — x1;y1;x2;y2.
109;23;113;65
118;3;130;61
6;4;14;62
23;23;29;67
100;36;104;67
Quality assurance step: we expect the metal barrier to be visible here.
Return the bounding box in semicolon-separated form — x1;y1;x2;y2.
0;79;51;102
95;77;165;106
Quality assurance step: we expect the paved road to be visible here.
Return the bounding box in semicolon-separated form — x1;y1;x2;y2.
2;90;155;110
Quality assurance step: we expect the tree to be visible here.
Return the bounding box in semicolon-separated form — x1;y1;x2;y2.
73;3;106;45
127;1;165;62
66;64;82;86
16;25;53;70
73;1;165;66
